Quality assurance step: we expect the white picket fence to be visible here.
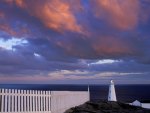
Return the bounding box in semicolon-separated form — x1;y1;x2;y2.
0;89;89;113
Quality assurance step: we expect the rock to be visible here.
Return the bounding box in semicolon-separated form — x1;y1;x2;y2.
64;101;150;113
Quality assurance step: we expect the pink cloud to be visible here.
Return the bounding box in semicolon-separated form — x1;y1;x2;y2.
4;0;84;33
92;0;140;30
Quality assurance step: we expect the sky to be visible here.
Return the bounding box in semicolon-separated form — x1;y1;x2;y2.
0;0;150;84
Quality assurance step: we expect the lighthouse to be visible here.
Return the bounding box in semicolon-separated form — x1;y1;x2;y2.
108;80;117;101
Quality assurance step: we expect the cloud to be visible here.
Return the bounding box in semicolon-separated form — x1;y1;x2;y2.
89;59;122;65
5;0;83;33
0;70;148;84
92;0;140;30
92;36;136;58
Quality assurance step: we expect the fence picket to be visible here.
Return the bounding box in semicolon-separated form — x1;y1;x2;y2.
37;91;41;111
4;89;7;112
46;91;48;112
35;90;38;112
30;90;32;112
43;91;45;112
1;89;4;112
33;90;35;112
8;89;11;112
24;90;26;112
41;91;43;112
11;89;14;112
14;89;17;112
21;90;23;112
18;90;20;112
27;90;29;112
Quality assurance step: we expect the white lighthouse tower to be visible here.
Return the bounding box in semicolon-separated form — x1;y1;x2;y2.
108;80;117;101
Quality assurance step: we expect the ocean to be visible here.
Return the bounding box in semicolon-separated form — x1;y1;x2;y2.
0;84;150;103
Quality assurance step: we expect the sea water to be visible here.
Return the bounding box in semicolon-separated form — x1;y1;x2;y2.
0;84;149;103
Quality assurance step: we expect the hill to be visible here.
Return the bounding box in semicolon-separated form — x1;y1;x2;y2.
65;101;150;113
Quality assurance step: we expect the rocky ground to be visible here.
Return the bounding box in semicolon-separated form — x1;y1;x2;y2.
65;101;150;113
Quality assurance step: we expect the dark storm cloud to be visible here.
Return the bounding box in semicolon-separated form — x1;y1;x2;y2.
0;0;150;83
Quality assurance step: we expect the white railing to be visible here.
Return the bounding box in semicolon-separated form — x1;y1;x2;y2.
0;89;89;113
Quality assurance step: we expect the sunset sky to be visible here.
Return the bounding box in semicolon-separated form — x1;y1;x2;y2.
0;0;150;84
